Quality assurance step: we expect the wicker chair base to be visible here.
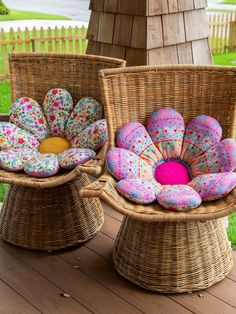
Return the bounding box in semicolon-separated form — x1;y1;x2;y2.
0;173;104;251
113;217;233;293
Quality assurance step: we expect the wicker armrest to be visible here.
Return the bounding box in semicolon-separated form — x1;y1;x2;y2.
80;171;236;223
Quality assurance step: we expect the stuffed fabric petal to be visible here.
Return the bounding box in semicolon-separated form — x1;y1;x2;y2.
106;148;153;180
117;122;163;166
157;185;202;211
117;178;162;204
65;97;103;142
0;148;38;171
43;89;73;137
58;148;96;170
24;154;60;178
0;122;39;151
191;139;236;177
147;108;185;160
189;172;236;201
181;115;222;165
72;119;108;151
10;97;49;142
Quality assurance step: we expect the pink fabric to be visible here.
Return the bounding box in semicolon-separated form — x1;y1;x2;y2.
117;122;163;166
155;161;191;185
117;178;162;204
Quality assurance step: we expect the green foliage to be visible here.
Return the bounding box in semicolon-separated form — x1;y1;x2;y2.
0;9;70;21
0;184;8;202
227;213;236;249
221;0;236;4
0;0;10;15
213;52;236;66
0;80;11;113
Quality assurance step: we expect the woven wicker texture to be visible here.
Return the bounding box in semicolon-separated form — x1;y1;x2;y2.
81;65;236;222
0;174;103;250
113;217;233;293
0;53;125;187
0;53;125;250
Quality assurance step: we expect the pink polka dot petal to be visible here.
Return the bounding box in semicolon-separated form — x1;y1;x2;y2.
106;148;153;181
191;138;236;177
117;122;163;166
147;108;185;160
189;172;236;201
157;185;202;211
117;178;162;204
181;115;222;165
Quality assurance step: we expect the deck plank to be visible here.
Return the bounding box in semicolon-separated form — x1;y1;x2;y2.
60;246;192;314
0;241;140;314
1;263;90;314
0;246;23;275
206;278;236;308
0;280;40;314
227;252;236;282
0;209;235;314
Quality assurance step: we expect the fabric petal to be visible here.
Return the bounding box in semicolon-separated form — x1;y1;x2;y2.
65;97;103;142
0;148;38;171
0;122;39;151
189;172;236;201
157;185;202;211
191;139;236;177
72;119;108;151
10;97;49;142
43;89;73;137
58;148;96;170
117;122;163;166
147;108;185;160
106;148;153;180
24;154;60;178
117;178;162;204
181;115;222;165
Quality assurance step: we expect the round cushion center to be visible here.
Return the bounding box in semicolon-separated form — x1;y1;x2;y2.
39;137;71;154
154;161;191;185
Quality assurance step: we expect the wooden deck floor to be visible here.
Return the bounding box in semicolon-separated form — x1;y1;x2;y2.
0;203;236;314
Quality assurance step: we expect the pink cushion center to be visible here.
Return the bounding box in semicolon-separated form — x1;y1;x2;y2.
154;161;191;185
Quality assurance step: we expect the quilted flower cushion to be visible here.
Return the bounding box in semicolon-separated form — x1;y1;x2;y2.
0;89;108;178
106;108;236;211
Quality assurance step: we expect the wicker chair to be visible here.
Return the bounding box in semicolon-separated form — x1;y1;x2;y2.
81;65;236;293
0;53;125;251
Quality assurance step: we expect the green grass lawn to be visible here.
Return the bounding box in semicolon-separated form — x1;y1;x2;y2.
221;0;236;4
0;9;70;21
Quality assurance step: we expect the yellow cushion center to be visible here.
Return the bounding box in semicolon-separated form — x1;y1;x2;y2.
39;137;71;154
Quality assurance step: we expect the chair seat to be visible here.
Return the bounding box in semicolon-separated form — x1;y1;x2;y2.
81;171;236;223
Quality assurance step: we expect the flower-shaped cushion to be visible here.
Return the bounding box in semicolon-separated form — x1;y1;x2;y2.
106;108;236;211
0;89;108;178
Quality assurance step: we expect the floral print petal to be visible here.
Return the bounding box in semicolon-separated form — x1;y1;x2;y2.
24;154;60;178
191;138;236;177
0;122;39;151
0;148;38;171
43;89;73;137
107;148;153;180
65;97;103;142
189;172;236;201
10;97;49;142
157;185;202;211
72;119;108;151
181;115;222;165
147;108;185;159
117;178;162;204
58;148;96;170
117;122;163;167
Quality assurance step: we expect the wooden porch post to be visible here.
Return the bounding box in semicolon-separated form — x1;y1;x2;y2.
86;0;212;65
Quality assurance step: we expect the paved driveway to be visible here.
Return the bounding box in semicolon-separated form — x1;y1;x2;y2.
4;0;90;21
